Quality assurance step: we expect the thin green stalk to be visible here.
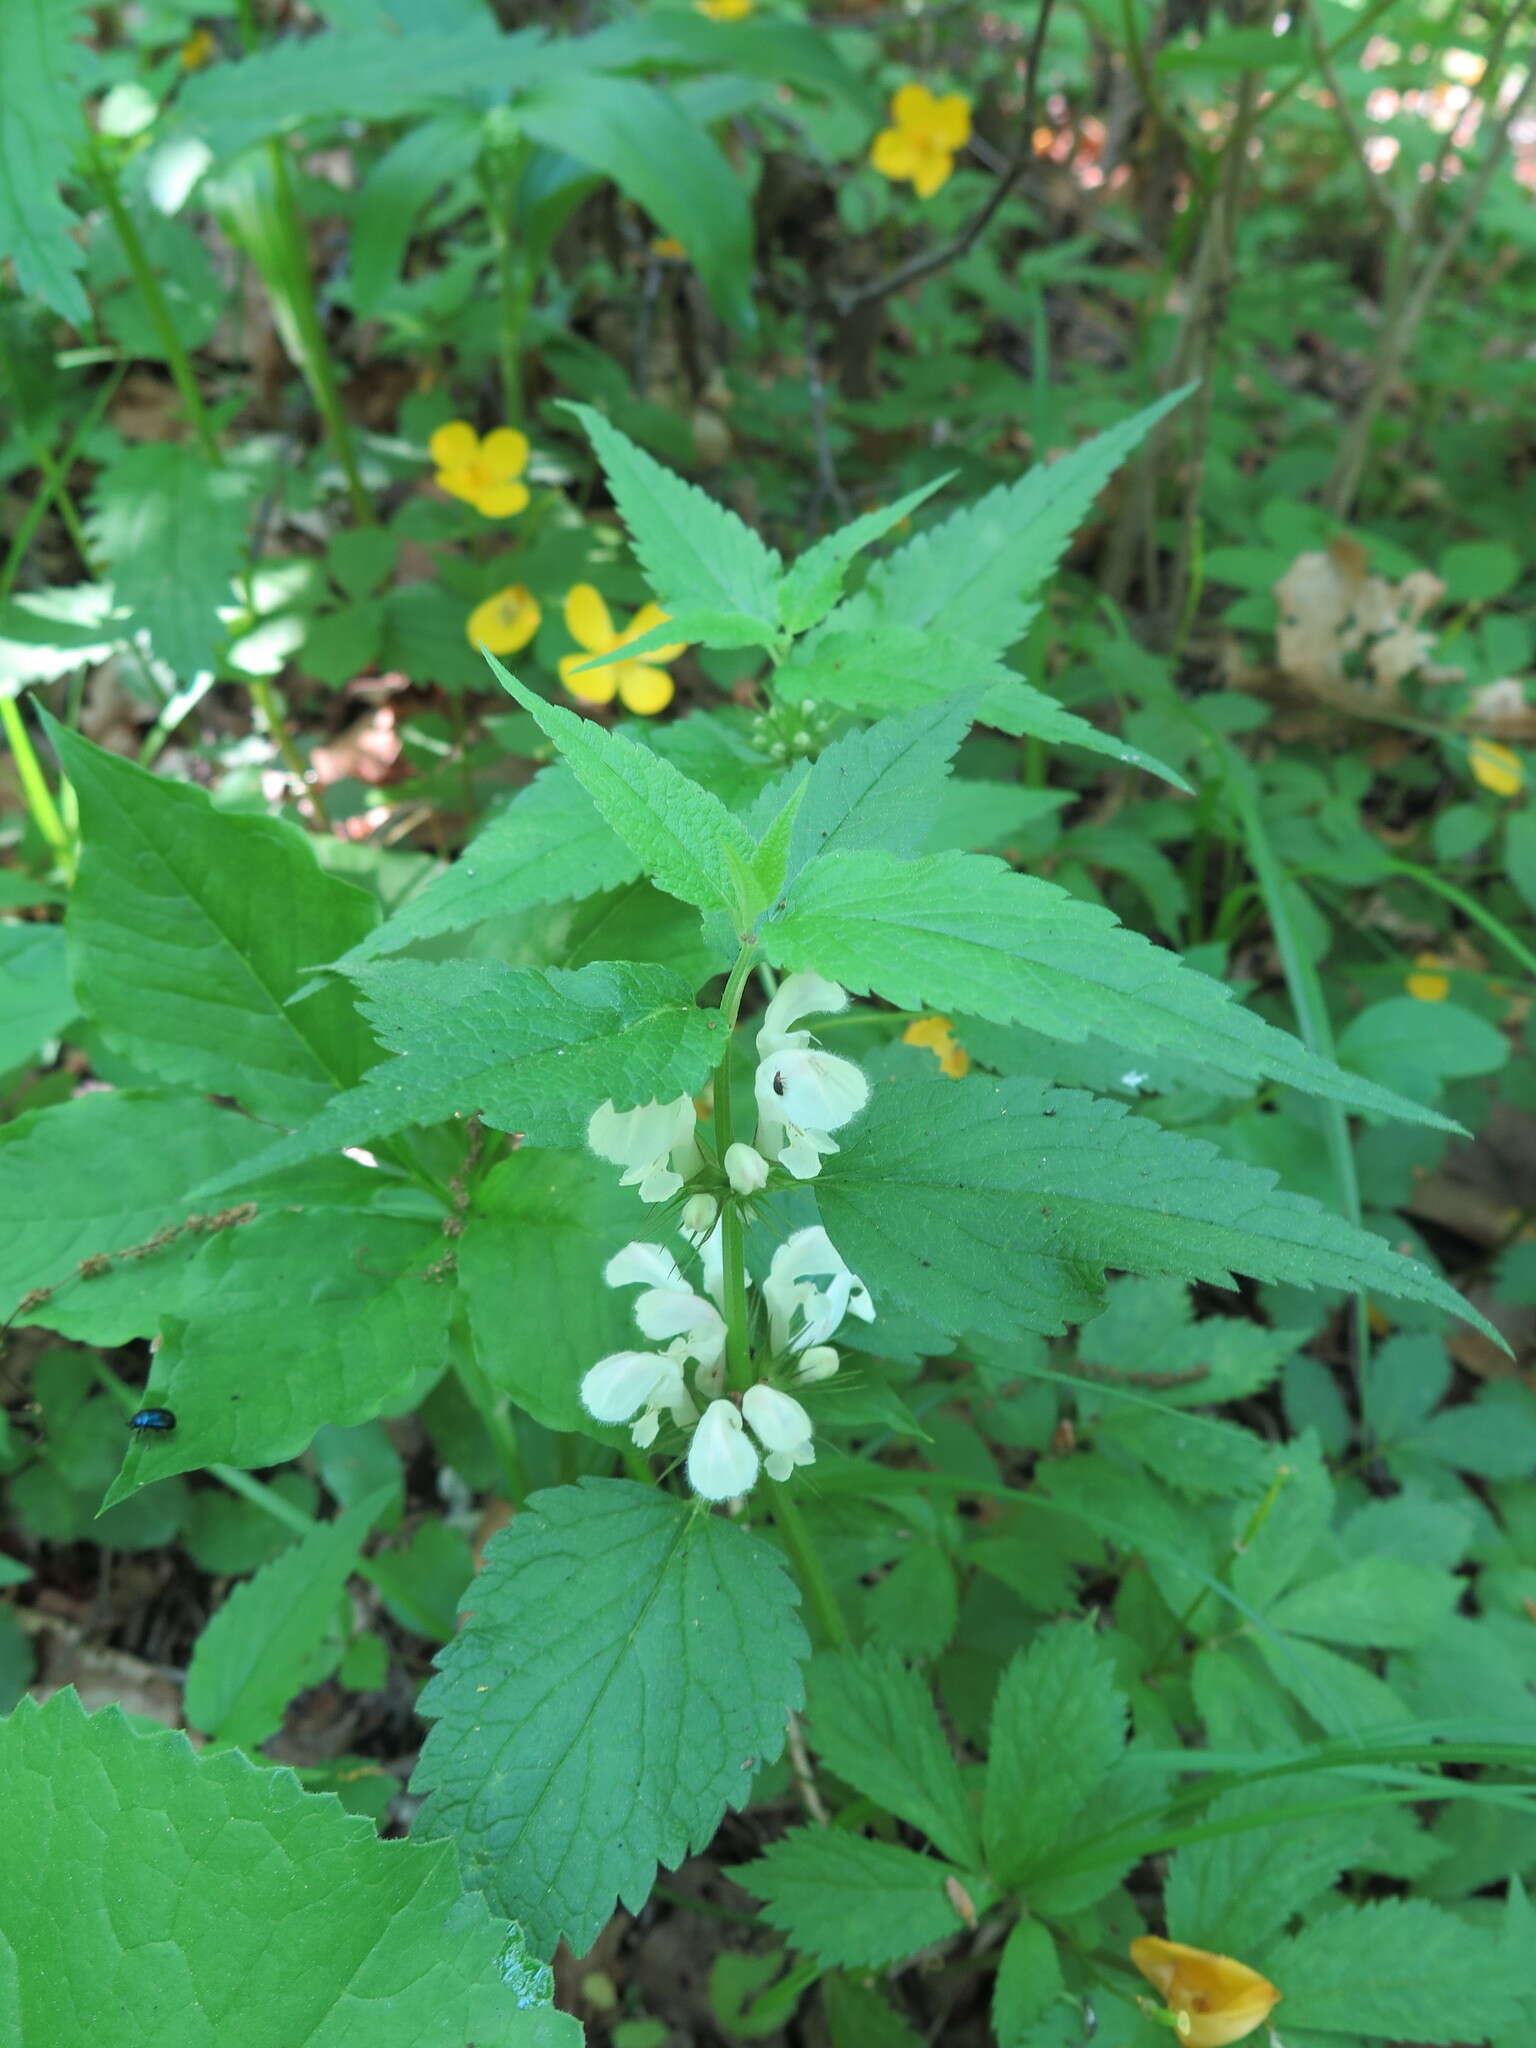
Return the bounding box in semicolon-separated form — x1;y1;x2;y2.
1145;1461;1292;1675
768;1481;850;1648
93;161;220;464
248;673;329;827
0;366;125;606
453;1347;527;1505
1382;856;1536;984
1;696;73;874
713;945;760;1392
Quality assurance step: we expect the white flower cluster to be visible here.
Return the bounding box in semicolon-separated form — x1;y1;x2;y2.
579;1226;874;1502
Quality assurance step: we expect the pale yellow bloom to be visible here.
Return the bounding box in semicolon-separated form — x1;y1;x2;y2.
651;236;688;260
180;25;217;69
429;421;531;519
559;585;685;716
696;0;752;16
1130;1937;1281;2048
1406;951;1451;1002
902;1014;970;1077
467;585;542;656
1469;736;1524;797
870;84;972;198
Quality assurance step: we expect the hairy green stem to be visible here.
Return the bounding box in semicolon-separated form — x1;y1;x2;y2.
94;163;221;465
768;1481;850;1648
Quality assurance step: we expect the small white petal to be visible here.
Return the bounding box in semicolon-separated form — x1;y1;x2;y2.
778;1126;832;1181
724;1142;771;1195
757;972;849;1055
633;1287;727;1368
762;1047;868;1134
637;1161;683;1204
795;1346;840;1384
605;1242;684;1291
580;1350;676;1425
681;1193;719;1235
687;1400;760;1501
587;1096;695;1171
742;1383;814;1454
763;1442;815;1481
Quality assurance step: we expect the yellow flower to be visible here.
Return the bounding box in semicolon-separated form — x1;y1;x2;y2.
429;421;531;519
1406;950;1451;1002
870;83;972;199
179;25;216;69
558;585;685;716
1130;1937;1281;2048
903;1014;970;1078
467;585;542;656
651;236;688;260
696;0;753;17
1469;736;1524;798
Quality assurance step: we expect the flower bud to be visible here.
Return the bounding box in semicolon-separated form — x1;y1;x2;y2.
794;1345;840;1383
681;1193;719;1235
724;1142;770;1196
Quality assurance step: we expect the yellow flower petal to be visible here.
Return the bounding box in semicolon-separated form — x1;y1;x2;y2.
891;82;937;131
467;585;542;656
624;602;688;662
902;1014;970;1078
564;583;617;654
471;479;531;519
910;145;955;198
479;427;530;481
429;420;480;470
871;127;923;182
928;92;973;149
560;651;619;705
617;663;675;716
1406;950;1451;1002
696;0;753;17
1469;736;1524;797
179;26;216;69
1130;1937;1281;2048
651;235;687;259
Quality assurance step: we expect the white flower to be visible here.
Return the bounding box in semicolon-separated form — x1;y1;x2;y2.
753;974;868;1181
742;1383;816;1480
764;1226;875;1355
724;1141;771;1196
687;1399;760;1500
794;1345;840;1384
587;1095;701;1203
580;1349;697;1448
605;1241;727;1369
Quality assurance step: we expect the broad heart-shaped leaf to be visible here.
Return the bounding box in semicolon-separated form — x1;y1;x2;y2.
1265;1898;1525;2041
326;765;640;975
184;1489;391;1747
0;0;91;323
0;1690;573;2048
86;442;254;679
763;848;1453;1128
862;386;1191;654
982;1621;1127;1885
105;1205;454;1501
776;475;954;635
458;1148;654;1434
562;403;781;623
0;1091;283;1335
195;958;721;1196
414;1479;807;1957
523;83;755;329
784;694;980;888
486;653;758;920
732;1830;973;1970
813;1075;1487;1342
806;1648;980;1868
47;718;378;1122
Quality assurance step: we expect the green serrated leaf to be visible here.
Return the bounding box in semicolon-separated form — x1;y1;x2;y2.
734;1828;971;1969
777;476;955;635
0;1690;571;2046
0;1;91;323
184;1489;390;1746
815;1076;1485;1342
807;1647;980;1867
485;651;756;919
764;848;1454;1127
1267;1898;1524;2040
992;1919;1066;2047
748;773;808;906
785;694;979;886
982;1621;1127;1884
195;958;720;1195
415;1479;807;1955
47;716;378;1121
86;441;254;679
1164;1780;1365;1959
562;402;781;620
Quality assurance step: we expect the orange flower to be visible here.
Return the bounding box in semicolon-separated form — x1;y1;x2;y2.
467;585;542;656
903;1014;970;1078
1405;951;1450;1002
558;585;686;716
1469;736;1524;797
1130;1937;1281;2048
870;84;972;198
429;421;531;519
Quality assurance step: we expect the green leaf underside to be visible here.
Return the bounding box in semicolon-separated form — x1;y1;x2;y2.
735;1829;969;1969
0;1690;568;2047
194;958;719;1197
48;718;378;1122
763;848;1454;1128
104;1208;454;1498
815;1076;1485;1341
564;402;781;620
484;652;755;917
328;765;640;972
415;1479;807;1957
